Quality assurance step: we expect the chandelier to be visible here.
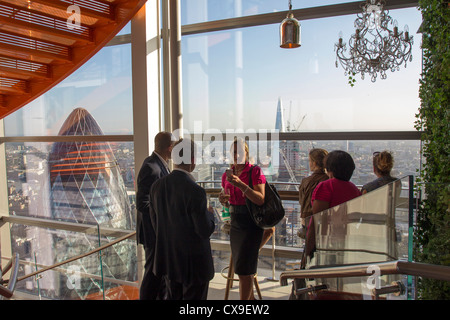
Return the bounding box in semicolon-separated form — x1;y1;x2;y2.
335;0;413;82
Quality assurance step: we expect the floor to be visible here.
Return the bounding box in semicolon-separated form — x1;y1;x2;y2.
207;272;292;300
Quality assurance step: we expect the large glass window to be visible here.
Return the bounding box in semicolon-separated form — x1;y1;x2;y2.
181;8;422;132
181;3;423;271
6;141;135;221
2;24;136;299
4;43;133;136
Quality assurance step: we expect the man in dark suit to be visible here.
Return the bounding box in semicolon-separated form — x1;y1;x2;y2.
149;138;215;300
137;131;174;300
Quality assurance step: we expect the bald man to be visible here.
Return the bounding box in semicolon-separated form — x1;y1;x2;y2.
136;131;174;300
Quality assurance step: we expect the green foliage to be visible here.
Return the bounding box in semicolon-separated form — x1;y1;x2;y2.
348;72;357;87
414;0;450;299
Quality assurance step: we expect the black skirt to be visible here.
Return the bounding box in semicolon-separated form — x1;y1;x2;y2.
229;205;263;275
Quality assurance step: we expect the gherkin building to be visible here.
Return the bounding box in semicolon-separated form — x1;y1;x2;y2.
48;108;136;299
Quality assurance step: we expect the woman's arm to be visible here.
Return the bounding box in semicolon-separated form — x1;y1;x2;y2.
312;199;330;214
227;174;265;206
244;183;265;206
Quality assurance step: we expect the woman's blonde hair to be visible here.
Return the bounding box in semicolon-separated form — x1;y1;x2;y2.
373;151;394;175
231;138;249;164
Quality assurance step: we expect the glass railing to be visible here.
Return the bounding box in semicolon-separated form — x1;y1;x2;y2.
1;176;417;300
0;216;138;300
1;186;303;300
283;175;416;300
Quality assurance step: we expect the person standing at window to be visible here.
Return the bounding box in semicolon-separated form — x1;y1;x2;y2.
298;148;329;239
149;138;215;300
361;151;396;194
219;138;266;300
311;150;361;214
304;150;361;263
136;131;175;300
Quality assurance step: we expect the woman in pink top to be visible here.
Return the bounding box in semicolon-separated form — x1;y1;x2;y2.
304;150;361;261
219;138;267;300
312;150;361;214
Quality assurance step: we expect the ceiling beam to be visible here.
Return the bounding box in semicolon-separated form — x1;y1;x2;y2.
20;0;115;22
0;77;28;95
0;41;71;63
0;65;50;80
0;15;93;44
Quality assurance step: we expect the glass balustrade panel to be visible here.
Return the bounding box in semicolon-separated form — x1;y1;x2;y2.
6;224;137;300
303;176;413;299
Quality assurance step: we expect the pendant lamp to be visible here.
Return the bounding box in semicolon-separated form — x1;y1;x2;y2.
280;0;300;48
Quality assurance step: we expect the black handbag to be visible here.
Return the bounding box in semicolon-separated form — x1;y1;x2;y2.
245;165;285;229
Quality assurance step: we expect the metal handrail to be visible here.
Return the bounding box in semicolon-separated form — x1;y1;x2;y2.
0;253;19;299
1;255;13;276
0;215;133;239
0;284;13;298
280;260;450;286
2;232;136;285
200;178;414;203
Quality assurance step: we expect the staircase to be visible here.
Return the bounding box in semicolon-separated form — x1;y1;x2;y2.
0;0;146;119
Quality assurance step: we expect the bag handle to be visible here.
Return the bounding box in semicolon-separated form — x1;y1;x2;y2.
248;165;254;189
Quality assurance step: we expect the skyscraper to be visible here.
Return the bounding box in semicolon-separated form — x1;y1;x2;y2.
48;108;135;299
275;97;291;183
275;97;285;132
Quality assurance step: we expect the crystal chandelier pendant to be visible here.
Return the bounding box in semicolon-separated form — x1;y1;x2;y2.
335;0;413;82
280;1;301;48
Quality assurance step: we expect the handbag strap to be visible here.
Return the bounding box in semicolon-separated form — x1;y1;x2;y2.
248;165;254;188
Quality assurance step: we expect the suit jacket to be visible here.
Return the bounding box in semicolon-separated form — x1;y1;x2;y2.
149;170;215;285
136;152;170;251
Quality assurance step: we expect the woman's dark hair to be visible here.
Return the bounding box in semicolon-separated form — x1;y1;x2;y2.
325;150;355;181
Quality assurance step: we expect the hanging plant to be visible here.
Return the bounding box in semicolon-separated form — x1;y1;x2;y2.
348;72;357;87
414;0;450;299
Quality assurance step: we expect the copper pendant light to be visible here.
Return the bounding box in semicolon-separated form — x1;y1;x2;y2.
280;0;300;48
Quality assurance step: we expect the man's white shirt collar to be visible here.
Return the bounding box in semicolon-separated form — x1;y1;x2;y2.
154;151;170;172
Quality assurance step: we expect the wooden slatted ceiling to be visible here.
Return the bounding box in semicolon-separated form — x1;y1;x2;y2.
0;0;146;119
